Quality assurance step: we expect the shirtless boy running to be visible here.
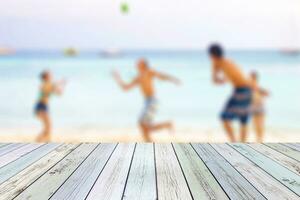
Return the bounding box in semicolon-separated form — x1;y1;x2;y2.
112;58;180;142
208;44;253;142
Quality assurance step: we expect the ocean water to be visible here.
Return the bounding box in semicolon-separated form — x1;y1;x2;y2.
0;50;299;131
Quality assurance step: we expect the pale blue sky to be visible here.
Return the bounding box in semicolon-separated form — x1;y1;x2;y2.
0;0;299;50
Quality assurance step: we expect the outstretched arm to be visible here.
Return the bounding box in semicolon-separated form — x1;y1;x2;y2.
53;79;67;95
112;70;139;91
153;71;181;85
250;80;270;97
212;64;226;84
259;88;270;97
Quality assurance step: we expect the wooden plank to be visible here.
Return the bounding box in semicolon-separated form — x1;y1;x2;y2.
212;144;299;200
15;143;98;200
192;143;265;200
0;144;42;168
0;143;26;157
0;144;78;200
291;143;300;148
230;143;300;195
155;143;193;200
173;143;228;200
50;143;117;200
249;143;300;175
265;143;300;162
86;143;135;200
284;144;300;152
0;144;9;150
0;143;61;184
123;143;156;200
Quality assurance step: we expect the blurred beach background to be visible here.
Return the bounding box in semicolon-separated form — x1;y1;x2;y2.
0;51;299;142
0;0;299;142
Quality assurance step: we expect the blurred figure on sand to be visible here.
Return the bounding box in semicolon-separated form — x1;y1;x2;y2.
112;58;181;142
34;71;66;142
208;44;253;142
250;71;270;142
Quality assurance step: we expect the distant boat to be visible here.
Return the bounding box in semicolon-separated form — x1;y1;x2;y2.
101;48;122;57
0;47;15;56
63;48;78;57
281;49;300;55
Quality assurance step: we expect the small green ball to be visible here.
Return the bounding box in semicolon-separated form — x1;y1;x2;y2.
120;2;129;14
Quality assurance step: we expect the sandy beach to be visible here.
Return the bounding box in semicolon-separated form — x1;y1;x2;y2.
0;127;299;143
1;51;300;144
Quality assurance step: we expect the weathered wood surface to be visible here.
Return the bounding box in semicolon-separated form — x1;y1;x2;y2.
15;143;97;200
0;143;25;157
230;143;300;195
123;143;156;200
155;143;193;200
0;143;299;200
0;144;9;150
249;143;300;175
0;143;61;184
192;143;266;200
212;143;299;200
0;144;78;200
50;143;117;200
265;143;300;161
173;143;228;199
0;143;42;168
284;143;300;152
86;143;136;200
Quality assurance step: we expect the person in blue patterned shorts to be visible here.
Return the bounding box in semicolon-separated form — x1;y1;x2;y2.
208;44;254;142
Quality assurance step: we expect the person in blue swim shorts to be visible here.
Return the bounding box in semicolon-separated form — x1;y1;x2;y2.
208;44;255;142
34;71;66;142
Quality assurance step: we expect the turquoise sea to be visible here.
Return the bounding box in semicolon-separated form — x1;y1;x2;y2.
0;50;299;131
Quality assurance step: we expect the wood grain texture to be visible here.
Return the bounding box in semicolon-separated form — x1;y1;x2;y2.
155;143;193;200
265;143;300;161
0;143;25;157
173;143;228;200
230;143;300;195
284;144;300;152
0;143;298;200
212;143;299;200
192;143;266;200
0;143;61;184
15;143;97;200
0;144;9;150
123;143;156;200
0;143;42;168
0;144;78;200
249;143;300;175
290;143;300;148
86;143;135;200
50;143;117;200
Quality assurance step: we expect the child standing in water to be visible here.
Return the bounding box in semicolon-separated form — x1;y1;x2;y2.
34;71;66;142
208;44;254;142
112;58;181;142
250;71;269;142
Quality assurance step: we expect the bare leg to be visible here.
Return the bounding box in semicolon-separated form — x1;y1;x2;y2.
44;114;51;142
223;120;236;142
139;123;152;142
36;112;44;142
253;114;264;143
149;121;173;133
36;112;51;142
240;124;248;142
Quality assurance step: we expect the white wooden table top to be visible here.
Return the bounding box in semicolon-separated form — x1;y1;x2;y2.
0;143;299;200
